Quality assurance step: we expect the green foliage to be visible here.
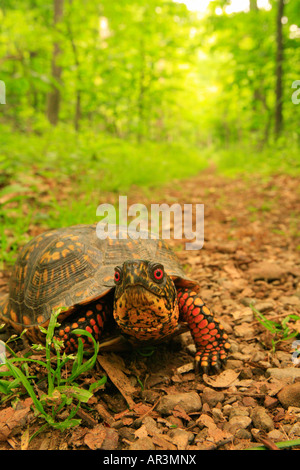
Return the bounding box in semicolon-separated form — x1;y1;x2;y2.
0;308;107;432
251;305;300;353
1;0;299;144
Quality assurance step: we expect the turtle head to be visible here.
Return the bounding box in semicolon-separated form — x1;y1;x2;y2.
113;260;179;342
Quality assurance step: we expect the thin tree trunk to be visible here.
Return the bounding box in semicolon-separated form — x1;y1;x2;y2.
47;0;64;126
137;39;146;143
274;0;284;138
250;0;258;10
66;0;81;131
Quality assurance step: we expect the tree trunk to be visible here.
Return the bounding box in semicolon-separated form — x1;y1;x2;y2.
274;0;284;139
47;0;64;126
250;0;258;10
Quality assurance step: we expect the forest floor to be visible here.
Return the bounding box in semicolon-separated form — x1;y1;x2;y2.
0;168;300;451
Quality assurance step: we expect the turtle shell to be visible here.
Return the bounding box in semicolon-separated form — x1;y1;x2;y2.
0;224;196;333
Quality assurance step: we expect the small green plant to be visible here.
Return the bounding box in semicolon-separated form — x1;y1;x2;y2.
251;305;300;352
0;308;106;432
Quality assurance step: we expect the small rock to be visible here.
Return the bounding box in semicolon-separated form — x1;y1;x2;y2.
267;429;285;441
129;437;155;450
168;428;194;450
240;297;256;307
229;406;250;419
234;323;255;338
277;382;300;409
201;387;225;408
279;296;300;306
242;396;257;407
267;368;300;381
156;392;202;415
211;408;224;422
166;415;184;428
275;351;292;365
254;301;274;312
141;390;160;404
249;262;286;281
235;429;252;440
224;415;252;434
232;307;254;323
225;359;243;370
264;396;278;409
222;404;233;417
251;406;274;432
288;423;300;437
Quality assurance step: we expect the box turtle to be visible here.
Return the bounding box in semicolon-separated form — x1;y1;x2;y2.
0;224;230;372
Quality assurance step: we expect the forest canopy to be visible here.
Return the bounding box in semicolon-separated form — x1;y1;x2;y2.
1;0;299;145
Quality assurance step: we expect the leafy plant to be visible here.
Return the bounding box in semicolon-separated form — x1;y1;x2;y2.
0;308;106;432
251;305;300;352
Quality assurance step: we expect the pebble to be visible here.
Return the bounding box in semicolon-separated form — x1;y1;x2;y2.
264;396;278;409
224;415;252;434
222;404;233;417
267;368;300;380
166;415;183;428
277;382;300;409
235;429;252;440
234;323;255;338
129;437;155;450
254;301;274;312
229;406;250;419
251;406;274;432
156;391;202;415
288;423;300;437
279;296;300;306
249;262;286;281
242;396;257;407
201;387;225;408
168;428;194;450
267;429;285;441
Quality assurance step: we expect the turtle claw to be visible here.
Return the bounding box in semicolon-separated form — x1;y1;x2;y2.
194;352;227;375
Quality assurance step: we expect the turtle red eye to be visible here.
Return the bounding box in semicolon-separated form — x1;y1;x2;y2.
153;267;164;282
114;268;122;284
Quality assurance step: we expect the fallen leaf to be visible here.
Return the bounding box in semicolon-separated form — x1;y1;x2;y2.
197;413;232;443
173;404;192;422
84;425;106;450
0;402;32;441
203;369;240;388
134;424;148;439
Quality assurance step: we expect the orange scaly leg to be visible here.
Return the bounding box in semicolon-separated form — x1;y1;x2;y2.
177;287;231;373
53;299;110;354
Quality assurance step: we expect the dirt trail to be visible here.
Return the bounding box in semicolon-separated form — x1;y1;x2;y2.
0;169;300;450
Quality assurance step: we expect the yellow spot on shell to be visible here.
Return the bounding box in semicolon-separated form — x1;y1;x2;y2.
10;310;18;323
56;241;64;248
23;315;31;326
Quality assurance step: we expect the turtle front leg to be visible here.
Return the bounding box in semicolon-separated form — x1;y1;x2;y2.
177;287;230;373
54;299;111;353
